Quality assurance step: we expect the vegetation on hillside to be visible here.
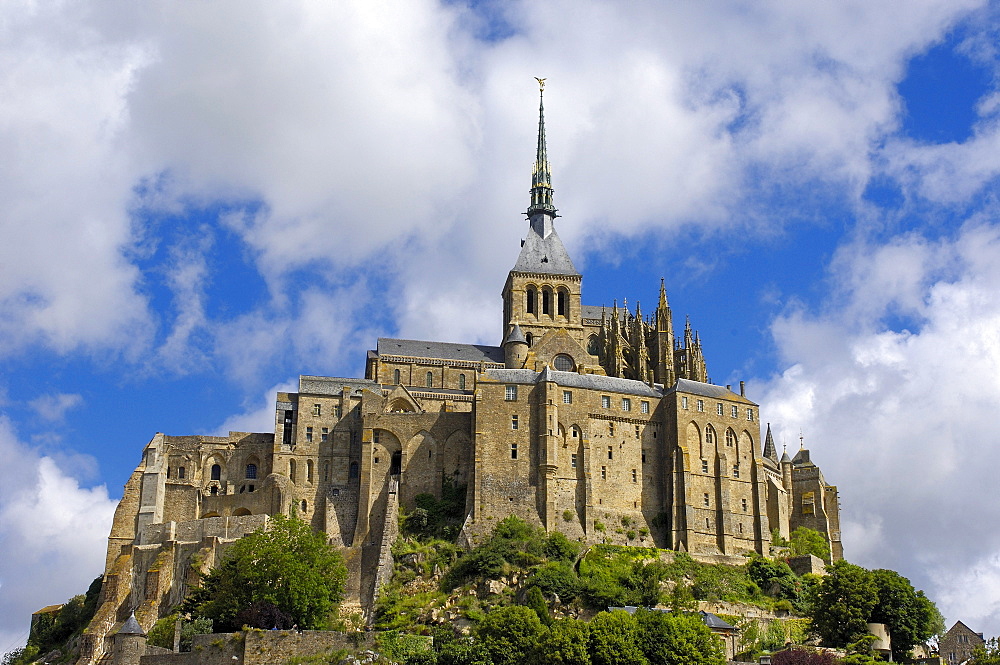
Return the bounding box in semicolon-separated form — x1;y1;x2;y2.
2;575;103;665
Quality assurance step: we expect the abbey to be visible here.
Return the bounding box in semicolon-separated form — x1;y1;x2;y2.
81;84;841;663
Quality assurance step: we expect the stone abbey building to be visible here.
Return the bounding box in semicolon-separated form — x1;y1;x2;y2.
81;84;842;663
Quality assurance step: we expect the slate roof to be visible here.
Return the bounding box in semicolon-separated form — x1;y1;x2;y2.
666;378;757;405
118;613;145;636
484;368;663;397
299;376;382;396
511;226;579;276
503;324;527;345
580;304;629;321
376;338;505;364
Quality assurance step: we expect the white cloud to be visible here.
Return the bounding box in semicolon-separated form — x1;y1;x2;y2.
28;394;83;423
756;220;1000;633
0;416;117;654
213;379;297;436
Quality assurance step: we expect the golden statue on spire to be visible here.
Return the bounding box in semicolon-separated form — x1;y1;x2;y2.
535;77;546;91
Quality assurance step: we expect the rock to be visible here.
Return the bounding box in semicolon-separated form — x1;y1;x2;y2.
487;579;508;595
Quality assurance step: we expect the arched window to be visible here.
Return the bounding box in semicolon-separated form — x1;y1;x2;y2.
553;354;574;372
211;464;221;481
289;459;296;482
245;463;257;479
307;459;314;483
458;374;466;390
301;500;308;513
425;371;433;388
525;332;534;347
706;426;716;444
587;334;600;355
557;290;567;316
527;287;537;314
178;466;186;479
542;289;551;315
726;429;736;446
349;461;359;479
393;369;400;384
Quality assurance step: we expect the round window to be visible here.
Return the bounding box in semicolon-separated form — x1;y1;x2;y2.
553;354;575;372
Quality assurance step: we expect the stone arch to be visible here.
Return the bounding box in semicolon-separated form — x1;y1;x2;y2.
233;507;251;516
587;334;600;356
557;286;569;317
443;429;471;485
200;511;221;518
405;430;438;497
526;285;538;315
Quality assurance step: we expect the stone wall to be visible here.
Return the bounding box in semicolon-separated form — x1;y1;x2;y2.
140;631;377;665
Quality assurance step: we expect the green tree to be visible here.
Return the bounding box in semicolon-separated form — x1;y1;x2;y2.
634;610;725;665
869;568;944;661
475;605;545;665
182;514;346;631
525;586;552;626
533;618;591;665
969;637;1000;665
806;560;878;648
588;610;648;665
788;527;831;563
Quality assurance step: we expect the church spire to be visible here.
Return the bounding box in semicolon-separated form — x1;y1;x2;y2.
527;77;556;219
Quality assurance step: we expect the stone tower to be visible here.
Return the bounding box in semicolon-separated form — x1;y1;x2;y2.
501;79;585;361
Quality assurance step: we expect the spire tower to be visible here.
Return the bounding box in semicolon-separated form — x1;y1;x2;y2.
528;77;556;219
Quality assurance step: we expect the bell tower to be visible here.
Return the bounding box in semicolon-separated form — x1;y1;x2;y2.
501;79;584;356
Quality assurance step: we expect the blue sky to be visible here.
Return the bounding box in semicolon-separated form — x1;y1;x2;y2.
4;0;1000;651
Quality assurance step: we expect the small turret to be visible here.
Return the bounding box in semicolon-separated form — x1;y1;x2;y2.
503;324;529;368
762;423;779;467
112;613;146;665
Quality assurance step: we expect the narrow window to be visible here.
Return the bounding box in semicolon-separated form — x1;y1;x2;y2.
563;390;572;404
373;430;380;443
557;290;567;316
323;461;329;482
731;405;738;418
511;443;518;459
527;287;536;314
706;426;715;444
571;453;577;468
321;427;329;442
335;405;342;419
211;464;221;481
716;403;723;416
505;385;518;401
608;445;613;460
701;459;708;473
459;374;466;390
742;498;747;512
426;371;433;388
601;466;607;479
246;464;257;479
572;427;579;438
166;466;171;479
697;399;704;412
642;449;646;463
733;464;739;478
178;466;186;479
349;461;359;479
682;396;688;409
609;422;614;436
601;395;610;409
542;290;551;315
306;426;313;442
301;500;308;513
631;469;637;482
525;332;534;347
313;403;321;416
747;408;755;421
641;401;649;414
511;415;519;430
622;398;631;411
635;424;640;438
394;369;401;384
289;460;296;482
739;522;744;534
307;460;314;483
703;493;710;507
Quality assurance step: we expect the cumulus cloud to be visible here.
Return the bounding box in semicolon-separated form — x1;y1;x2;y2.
213;379;297;436
0;416;117;654
756;219;1000;631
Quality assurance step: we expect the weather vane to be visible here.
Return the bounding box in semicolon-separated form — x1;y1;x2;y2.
535;77;546;91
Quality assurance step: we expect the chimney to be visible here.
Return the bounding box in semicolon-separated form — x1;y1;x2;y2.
739;381;745;396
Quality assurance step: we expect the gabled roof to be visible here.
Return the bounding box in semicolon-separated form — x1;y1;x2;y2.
511;226;579;276
376;338;504;364
666;378;757;405
484;368;663;397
